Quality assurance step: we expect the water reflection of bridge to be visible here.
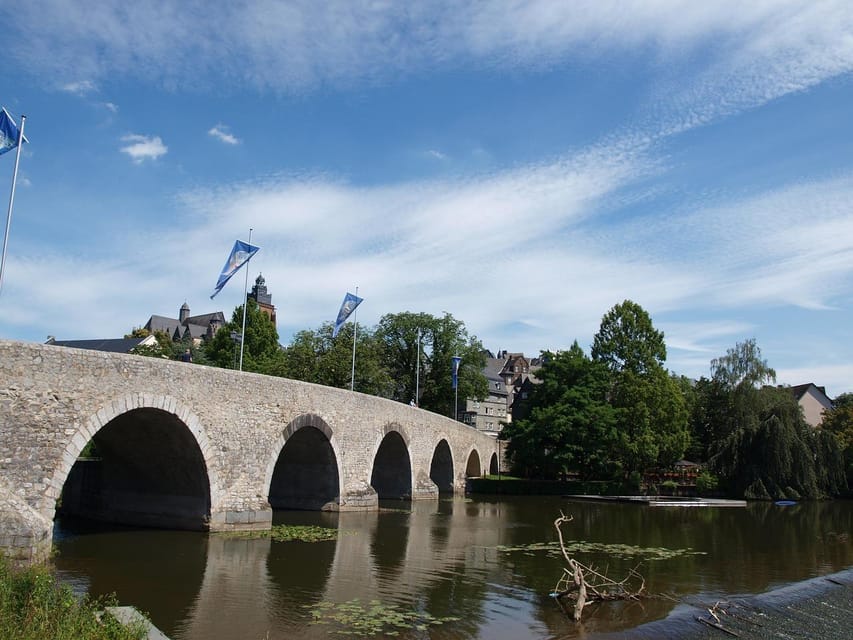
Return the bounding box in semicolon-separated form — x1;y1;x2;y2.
177;499;507;639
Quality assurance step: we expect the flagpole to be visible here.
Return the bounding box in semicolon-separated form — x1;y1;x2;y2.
0;113;26;297
451;354;461;421
238;227;253;371
454;371;459;421
350;285;358;391
415;328;421;406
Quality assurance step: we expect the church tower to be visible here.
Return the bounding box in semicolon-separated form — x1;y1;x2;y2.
248;273;277;328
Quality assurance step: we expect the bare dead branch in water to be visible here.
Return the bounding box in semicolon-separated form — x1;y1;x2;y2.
551;512;649;622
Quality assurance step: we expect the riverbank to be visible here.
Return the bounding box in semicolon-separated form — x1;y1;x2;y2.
600;567;853;639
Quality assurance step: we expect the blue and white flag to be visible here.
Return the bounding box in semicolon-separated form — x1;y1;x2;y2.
210;240;260;299
0;108;27;156
451;356;462;390
332;292;363;337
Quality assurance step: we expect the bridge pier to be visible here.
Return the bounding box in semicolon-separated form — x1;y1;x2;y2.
209;507;274;531
337;482;379;510
412;473;440;500
0;483;52;565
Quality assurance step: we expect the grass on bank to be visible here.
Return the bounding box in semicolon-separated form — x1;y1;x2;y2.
0;555;147;640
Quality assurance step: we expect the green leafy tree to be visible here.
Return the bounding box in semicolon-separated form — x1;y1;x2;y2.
501;343;617;479
204;299;284;374
375;311;488;415
711;386;845;498
591;300;689;474
591;299;666;375
710;338;776;390
279;322;393;396
821;393;853;490
129;329;178;359
610;369;689;472
374;312;434;404
704;341;846;498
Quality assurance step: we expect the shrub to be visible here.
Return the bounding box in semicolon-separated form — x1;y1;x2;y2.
0;555;146;640
661;480;679;495
695;471;719;496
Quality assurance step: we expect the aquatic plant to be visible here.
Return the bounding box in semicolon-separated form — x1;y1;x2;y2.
216;524;350;543
493;540;704;560
305;599;459;636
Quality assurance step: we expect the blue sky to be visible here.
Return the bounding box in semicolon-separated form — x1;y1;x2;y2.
1;1;852;396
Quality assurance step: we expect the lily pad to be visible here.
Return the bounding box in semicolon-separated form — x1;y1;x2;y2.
215;524;350;543
304;599;459;636
492;540;705;560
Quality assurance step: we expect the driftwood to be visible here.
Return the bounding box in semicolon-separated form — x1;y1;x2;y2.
551;512;647;621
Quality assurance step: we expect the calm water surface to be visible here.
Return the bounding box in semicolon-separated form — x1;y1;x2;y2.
53;496;853;639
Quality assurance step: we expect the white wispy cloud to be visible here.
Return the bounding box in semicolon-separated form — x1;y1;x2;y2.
103;102;119;113
60;79;96;95
775;365;853;400
7;2;852;112
119;134;167;163
208;124;240;145
621;174;853;312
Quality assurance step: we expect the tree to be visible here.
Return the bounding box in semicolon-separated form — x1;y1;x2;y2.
590;300;688;474
710;338;776;390
279;322;393;397
704;341;846;499
685;377;728;462
204;299;284;374
375;312;488;415
129;329;178;359
821;393;853;490
710;386;844;498
689;339;777;462
501;343;617;480
374;312;434;405
591;300;666;375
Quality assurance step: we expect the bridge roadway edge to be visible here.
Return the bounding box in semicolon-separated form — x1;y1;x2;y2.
0;340;499;563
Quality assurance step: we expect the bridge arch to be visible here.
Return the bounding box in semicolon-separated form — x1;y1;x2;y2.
465;448;482;478
50;395;222;530
370;424;412;500
265;414;341;511
429;438;454;494
489;452;499;475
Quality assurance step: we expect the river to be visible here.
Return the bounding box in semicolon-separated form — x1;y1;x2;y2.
52;496;853;639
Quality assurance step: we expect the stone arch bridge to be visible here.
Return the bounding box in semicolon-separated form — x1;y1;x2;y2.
0;340;500;563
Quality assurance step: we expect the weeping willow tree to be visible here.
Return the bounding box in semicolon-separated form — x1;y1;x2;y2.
822;393;853;492
707;341;846;499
